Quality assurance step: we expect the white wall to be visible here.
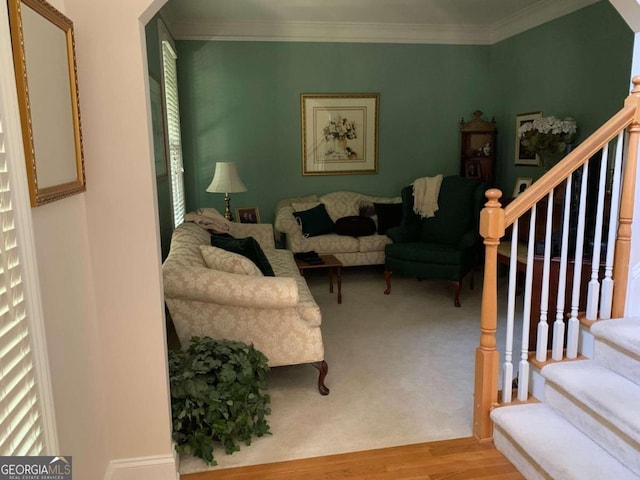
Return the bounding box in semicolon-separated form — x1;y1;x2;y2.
58;0;175;474
625;31;640;317
31;198;109;476
5;0;114;477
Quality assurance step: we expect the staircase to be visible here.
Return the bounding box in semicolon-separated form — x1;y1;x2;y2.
472;77;640;479
491;317;640;479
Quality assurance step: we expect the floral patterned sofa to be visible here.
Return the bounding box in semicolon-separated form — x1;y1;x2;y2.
274;191;401;266
162;219;329;394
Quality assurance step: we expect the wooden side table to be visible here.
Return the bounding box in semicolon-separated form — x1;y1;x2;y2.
295;254;343;304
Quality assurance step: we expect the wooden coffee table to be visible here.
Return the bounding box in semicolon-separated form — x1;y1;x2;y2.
295;254;343;304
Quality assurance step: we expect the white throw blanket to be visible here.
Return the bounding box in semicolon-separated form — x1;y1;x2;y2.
412;174;443;218
184;208;245;237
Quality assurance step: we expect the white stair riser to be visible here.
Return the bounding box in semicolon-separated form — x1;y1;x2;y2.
579;324;595;358
493;426;548;480
530;367;546;401
595;339;640;385
544;384;640;477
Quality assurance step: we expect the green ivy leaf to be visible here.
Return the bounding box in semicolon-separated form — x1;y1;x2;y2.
168;336;271;465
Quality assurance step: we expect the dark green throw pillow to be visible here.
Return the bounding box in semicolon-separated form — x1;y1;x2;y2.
293;203;334;237
374;202;403;234
210;235;275;276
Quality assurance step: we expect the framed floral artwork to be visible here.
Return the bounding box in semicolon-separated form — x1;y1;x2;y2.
301;93;379;175
515;111;542;166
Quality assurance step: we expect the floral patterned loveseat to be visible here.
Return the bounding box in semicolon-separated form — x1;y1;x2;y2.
274;191;401;266
162;220;329;394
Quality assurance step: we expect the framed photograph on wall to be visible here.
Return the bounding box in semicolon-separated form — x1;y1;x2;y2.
513;177;533;197
236;207;260;224
515;111;542;166
301;93;379;176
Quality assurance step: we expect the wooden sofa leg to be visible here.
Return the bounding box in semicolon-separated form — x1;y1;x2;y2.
312;360;330;395
384;270;392;294
453;281;461;307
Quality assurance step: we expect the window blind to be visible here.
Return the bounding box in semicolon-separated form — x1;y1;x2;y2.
161;40;185;228
0;118;44;456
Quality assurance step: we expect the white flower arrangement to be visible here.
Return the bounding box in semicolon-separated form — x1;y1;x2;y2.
519;115;576;159
518;116;577;169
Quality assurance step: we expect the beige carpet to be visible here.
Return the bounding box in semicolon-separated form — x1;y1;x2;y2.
179;266;516;475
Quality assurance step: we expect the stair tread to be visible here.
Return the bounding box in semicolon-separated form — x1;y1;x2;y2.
491;403;640;480
542;360;640;443
591;317;640;357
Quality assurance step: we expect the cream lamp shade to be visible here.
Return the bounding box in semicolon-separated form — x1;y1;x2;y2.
206;162;247;220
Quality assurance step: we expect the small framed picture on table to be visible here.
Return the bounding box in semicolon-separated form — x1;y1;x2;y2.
236;207;260;224
513;177;533;197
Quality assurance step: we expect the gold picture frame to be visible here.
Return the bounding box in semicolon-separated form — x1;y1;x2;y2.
515;111;542;166
236;207;260;224
301;93;379;176
8;0;86;207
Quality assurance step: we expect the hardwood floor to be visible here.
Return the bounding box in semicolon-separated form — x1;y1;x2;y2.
181;437;524;480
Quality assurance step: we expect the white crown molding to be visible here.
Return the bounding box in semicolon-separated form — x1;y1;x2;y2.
171;21;493;45
491;0;600;44
609;0;640;33
168;0;599;45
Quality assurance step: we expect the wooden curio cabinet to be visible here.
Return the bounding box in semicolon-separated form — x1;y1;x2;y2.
459;111;496;185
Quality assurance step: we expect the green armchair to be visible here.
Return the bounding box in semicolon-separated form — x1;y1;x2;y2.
383;176;487;307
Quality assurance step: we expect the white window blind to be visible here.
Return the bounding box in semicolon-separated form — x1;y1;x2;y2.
0;118;44;456
161;37;185;228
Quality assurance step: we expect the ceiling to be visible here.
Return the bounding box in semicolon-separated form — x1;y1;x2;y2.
160;0;599;45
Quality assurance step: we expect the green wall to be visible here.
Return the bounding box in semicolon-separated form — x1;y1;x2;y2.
176;42;493;222
490;1;633;190
149;1;632;241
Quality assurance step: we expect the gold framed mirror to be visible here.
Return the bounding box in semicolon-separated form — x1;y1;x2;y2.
8;0;85;207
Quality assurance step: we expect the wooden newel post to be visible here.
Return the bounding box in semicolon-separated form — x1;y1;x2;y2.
473;188;505;440
612;76;640;317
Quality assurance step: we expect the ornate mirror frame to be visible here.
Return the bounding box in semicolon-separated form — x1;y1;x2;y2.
8;0;85;207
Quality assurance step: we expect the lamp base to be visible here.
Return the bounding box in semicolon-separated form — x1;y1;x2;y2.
224;193;233;221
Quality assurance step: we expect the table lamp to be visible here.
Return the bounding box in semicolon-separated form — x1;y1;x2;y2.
206;162;247;220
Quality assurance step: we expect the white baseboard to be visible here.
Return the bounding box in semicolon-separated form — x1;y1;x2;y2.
104;452;178;480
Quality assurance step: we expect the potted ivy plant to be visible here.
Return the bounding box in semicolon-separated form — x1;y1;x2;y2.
168;336;271;465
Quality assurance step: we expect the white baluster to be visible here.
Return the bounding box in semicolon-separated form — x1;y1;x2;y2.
518;205;536;401
600;132;624;319
554;175;573;359
565;160;590;359
502;221;519;404
536;192;554;362
586;145;609;320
